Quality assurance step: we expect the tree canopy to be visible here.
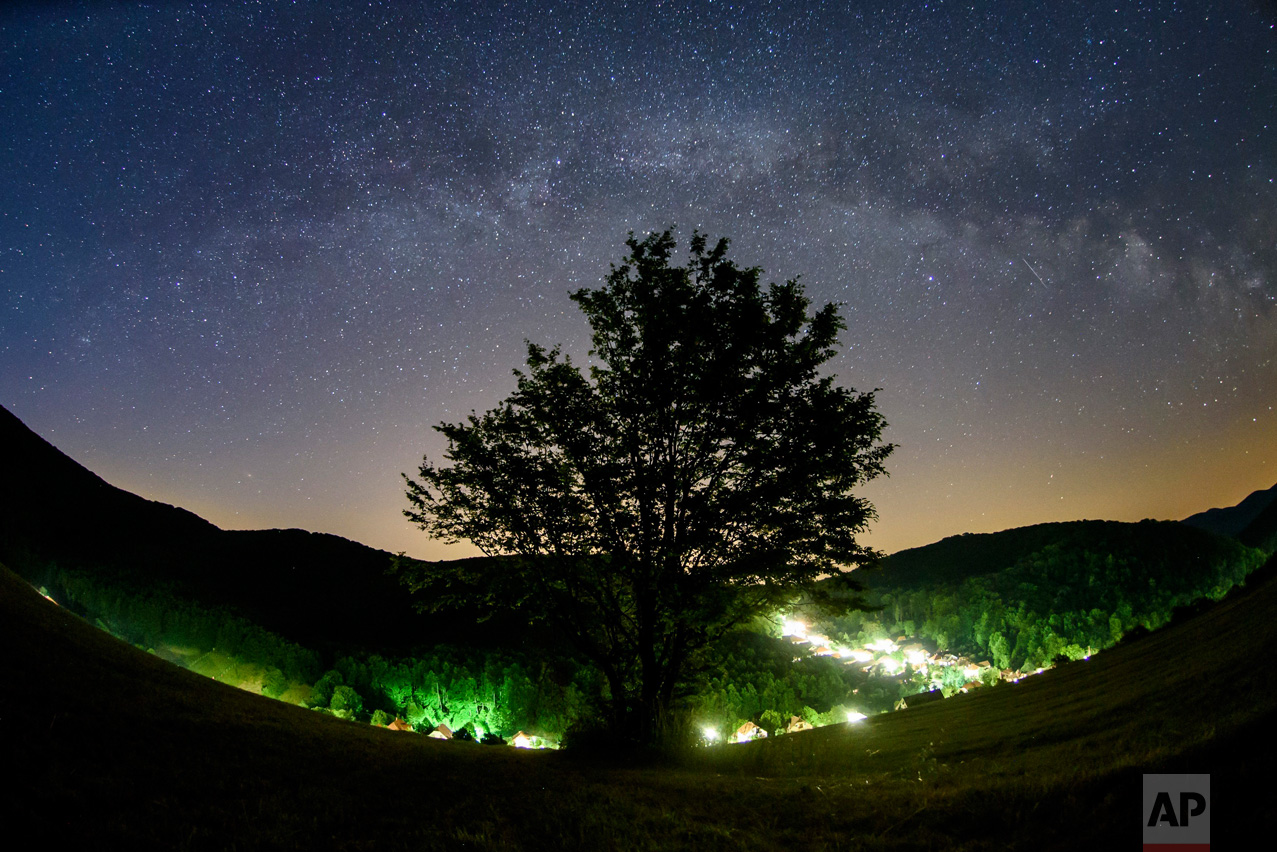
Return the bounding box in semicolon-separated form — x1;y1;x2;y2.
398;230;893;746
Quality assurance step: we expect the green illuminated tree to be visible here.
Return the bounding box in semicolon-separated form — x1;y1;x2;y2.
398;230;893;747
310;669;343;708
759;709;786;736
329;685;363;720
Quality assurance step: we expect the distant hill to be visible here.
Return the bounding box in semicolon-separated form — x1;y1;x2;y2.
860;522;1080;590
860;518;1253;593
1182;482;1277;539
1238;496;1277;554
0;405;440;651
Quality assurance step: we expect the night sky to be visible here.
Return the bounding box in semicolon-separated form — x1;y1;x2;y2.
2;1;1274;562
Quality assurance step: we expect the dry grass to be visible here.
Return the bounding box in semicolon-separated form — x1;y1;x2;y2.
3;561;1274;849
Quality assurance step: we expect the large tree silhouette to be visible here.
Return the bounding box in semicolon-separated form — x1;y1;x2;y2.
398;230;893;746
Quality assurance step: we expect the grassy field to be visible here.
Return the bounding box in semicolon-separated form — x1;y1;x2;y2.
4;559;1274;850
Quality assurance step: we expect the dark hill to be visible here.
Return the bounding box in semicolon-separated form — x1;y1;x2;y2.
860;522;1084;590
860;518;1248;592
0;404;433;651
1239;496;1277;554
1182;482;1277;538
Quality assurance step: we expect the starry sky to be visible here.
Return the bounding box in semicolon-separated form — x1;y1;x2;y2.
2;1;1275;562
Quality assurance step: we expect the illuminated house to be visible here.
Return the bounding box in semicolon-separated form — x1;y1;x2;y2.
510;731;534;749
734;721;768;743
902;644;930;666
386;718;413;732
785;715;813;734
428;723;453;740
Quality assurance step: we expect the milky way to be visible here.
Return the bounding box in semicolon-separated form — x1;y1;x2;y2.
2;1;1274;560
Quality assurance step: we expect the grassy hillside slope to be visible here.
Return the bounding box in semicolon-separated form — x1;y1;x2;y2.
5;555;1275;850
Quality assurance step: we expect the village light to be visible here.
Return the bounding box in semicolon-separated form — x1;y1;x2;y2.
703;726;718;742
782;619;808;639
846;711;868;723
866;638;898;653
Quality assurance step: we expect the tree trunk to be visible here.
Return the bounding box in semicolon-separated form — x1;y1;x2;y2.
632;685;668;749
